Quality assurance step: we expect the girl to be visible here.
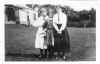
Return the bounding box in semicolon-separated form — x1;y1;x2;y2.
33;7;48;58
46;7;55;58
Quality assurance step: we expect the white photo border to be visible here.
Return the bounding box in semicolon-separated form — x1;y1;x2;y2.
0;0;99;64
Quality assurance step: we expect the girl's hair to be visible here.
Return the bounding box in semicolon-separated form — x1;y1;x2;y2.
33;4;39;10
38;7;47;17
47;7;53;16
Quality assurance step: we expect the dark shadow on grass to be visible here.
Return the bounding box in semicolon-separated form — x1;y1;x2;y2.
6;53;39;58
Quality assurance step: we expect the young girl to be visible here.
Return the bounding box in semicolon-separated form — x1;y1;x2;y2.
46;7;55;58
33;7;49;58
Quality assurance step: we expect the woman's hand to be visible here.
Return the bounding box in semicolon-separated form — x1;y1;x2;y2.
57;30;62;34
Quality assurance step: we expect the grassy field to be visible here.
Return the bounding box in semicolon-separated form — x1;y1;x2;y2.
5;24;96;61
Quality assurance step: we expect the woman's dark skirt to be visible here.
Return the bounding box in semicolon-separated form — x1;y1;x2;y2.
53;28;70;53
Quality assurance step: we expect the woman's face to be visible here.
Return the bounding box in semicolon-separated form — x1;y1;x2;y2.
57;7;62;13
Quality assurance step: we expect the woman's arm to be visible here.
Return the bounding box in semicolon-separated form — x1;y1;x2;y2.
53;15;60;32
53;22;59;32
35;12;39;20
59;14;67;32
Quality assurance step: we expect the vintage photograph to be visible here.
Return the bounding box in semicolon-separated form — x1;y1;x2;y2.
5;3;96;61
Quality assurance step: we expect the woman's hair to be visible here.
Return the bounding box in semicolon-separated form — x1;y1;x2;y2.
55;5;67;14
54;6;62;13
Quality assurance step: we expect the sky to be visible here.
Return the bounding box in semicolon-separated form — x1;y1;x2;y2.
31;0;98;11
8;0;98;11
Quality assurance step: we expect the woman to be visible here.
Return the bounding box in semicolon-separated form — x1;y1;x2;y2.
33;7;49;58
29;5;39;26
53;6;70;60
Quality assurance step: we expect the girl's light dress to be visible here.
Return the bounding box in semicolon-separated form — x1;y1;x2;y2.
32;16;48;49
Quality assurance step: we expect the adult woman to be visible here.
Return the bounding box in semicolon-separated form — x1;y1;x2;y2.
33;7;48;58
53;6;70;60
29;5;39;26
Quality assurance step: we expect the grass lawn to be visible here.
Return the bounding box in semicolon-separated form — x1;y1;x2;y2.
5;24;96;61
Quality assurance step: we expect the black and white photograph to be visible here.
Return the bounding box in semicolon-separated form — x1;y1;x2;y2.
4;0;96;61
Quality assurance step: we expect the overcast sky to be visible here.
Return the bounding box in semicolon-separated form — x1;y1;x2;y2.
13;0;98;11
34;0;97;11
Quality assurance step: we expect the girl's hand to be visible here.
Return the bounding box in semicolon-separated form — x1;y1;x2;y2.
43;29;47;32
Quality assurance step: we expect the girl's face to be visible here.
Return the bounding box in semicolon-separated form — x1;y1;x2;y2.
42;11;47;16
48;8;54;17
41;8;47;16
34;7;39;12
